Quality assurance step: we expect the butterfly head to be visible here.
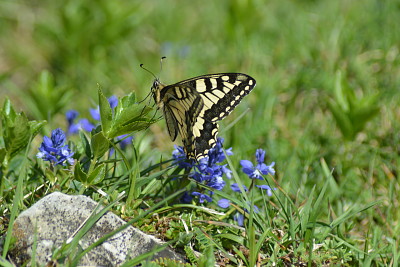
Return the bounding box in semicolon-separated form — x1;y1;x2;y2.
151;78;165;107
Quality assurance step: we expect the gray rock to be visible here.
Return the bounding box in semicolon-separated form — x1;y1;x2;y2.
8;192;184;266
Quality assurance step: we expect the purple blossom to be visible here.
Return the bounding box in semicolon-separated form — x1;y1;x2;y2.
234;213;244;226
256;185;276;196
192;192;212;203
117;134;133;150
89;108;101;121
172;145;195;169
69;118;96;134
221;164;232;179
37;128;74;166
240;149;275;179
66;110;79;125
108;95;118;109
218;198;230;208
172;138;233;204
231;183;248;193
181;191;193;203
233;204;260;226
90;96;118;121
66;110;95;134
207;176;225;191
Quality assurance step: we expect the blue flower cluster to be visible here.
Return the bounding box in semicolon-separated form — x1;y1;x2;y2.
173;138;233;203
37;128;74;166
172;140;277;213
66;95;133;149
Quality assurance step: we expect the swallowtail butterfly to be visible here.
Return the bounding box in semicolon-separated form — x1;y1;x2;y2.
150;72;256;161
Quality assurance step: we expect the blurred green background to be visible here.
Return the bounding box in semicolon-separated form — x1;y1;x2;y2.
1;0;399;262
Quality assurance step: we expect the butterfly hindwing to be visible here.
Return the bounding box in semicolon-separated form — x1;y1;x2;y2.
152;73;256;161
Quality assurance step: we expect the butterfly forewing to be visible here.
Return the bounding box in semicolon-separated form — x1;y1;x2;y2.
179;73;256;121
153;73;256;161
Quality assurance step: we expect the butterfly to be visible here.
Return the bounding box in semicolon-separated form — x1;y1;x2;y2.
151;73;256;161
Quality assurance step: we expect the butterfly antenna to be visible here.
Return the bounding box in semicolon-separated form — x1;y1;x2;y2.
159;56;166;75
140;63;158;80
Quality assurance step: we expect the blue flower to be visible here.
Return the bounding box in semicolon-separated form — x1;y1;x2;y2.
66;110;79;125
172;138;233;204
90;96;118;121
221;164;232;179
234;213;244;226
207;176;225;191
89;108;101;121
108;95;118;109
37;128;74;166
172;145;195;169
207;137;233;164
192;192;212;203
66;110;95;134
181;191;193;203
191;139;232;189
218;198;230;208
231;183;248;193
256;185;276;196
71;118;96;134
233;204;260;226
117;134;133;150
240;149;275;179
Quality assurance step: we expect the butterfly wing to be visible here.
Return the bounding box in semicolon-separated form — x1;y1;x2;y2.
178;73;256;121
160;84;204;158
175;73;256;160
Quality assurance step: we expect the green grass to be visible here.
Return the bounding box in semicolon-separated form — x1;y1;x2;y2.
1;0;399;265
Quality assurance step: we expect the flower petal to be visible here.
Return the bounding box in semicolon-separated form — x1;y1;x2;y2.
231;183;248;192
240;160;255;176
255;149;265;164
217;198;230;208
108;95;118;109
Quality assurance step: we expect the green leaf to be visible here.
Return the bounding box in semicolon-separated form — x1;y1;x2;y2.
21;70;74;120
98;87;113;136
108;118;155;139
0;147;6;166
1;98;46;163
5;112;31;159
91;131;109;159
80;131;92;158
328;70;380;141
218;233;245;245
87;164;106;185
198;246;215;267
334;70;349;111
74;162;88;184
28;120;47;137
2;98;17;121
107;93;156;138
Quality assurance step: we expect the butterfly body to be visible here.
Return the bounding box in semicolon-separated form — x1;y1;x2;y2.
151;73;256;161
